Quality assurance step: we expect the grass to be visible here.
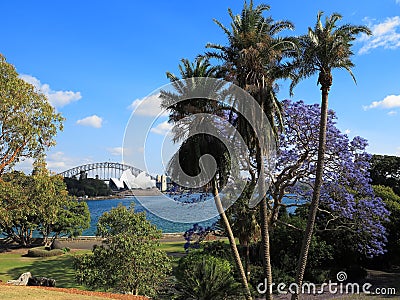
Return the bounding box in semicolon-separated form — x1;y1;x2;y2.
1;242;398;299
335;295;398;299
0;250;89;288
158;241;185;253
0;241;185;289
0;285;112;300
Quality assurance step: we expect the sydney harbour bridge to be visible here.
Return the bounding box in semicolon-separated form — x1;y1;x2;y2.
58;162;155;181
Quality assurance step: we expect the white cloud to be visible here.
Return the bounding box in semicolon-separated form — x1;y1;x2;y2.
13;158;36;174
128;93;168;117
359;16;400;54
20;74;82;108
388;110;398;116
76;115;103;128
13;152;94;174
47;151;68;169
107;147;124;156
150;121;173;135
137;147;144;154
364;94;400;110
46;151;94;174
344;129;351;135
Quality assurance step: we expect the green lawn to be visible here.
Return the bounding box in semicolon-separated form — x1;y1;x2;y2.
158;241;185;253
0;241;185;289
0;251;88;288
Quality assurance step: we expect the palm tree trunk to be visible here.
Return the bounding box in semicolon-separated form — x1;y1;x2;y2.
243;240;250;281
257;145;274;300
260;198;273;300
291;87;329;300
211;178;252;300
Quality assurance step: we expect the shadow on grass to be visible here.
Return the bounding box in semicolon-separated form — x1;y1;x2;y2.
159;242;185;252
7;254;83;288
366;270;400;297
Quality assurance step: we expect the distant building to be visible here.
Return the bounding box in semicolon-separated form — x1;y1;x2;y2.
156;175;166;192
109;169;156;191
156;174;175;192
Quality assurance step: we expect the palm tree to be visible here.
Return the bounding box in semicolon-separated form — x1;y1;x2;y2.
206;2;296;298
160;57;253;300
206;1;297;131
289;12;371;300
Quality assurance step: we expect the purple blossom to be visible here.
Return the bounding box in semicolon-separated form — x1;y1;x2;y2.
183;223;214;252
271;100;389;257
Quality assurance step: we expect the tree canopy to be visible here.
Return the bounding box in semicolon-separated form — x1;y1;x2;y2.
0;169;90;246
0;54;63;174
74;204;171;297
370;155;400;196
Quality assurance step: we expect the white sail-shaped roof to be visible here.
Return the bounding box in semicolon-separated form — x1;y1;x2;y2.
118;169;156;189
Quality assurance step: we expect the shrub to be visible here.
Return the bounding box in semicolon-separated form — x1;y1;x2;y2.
175;251;243;299
74;204;171;297
201;240;232;261
27;247;64;257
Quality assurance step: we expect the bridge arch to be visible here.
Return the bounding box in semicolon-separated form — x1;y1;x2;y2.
58;162;155;180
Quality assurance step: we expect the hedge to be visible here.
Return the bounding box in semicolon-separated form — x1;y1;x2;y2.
27;247;64;257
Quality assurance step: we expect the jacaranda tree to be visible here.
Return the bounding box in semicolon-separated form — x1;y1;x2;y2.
269;100;388;258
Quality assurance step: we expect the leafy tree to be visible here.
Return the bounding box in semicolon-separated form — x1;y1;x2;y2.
370;155;400;196
52;200;90;239
373;185;400;266
206;0;295;133
288;12;371;298
0;171;34;246
64;177;112;197
269;212;334;284
175;251;243;300
0;166;90;246
0;54;63;175
74;204;171;297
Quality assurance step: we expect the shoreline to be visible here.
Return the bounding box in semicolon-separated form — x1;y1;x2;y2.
0;233;186;251
79;188;163;200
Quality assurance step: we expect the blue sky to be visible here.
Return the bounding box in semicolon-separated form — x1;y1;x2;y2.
1;0;400;175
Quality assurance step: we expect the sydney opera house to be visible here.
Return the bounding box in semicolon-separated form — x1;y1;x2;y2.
109;169;156;191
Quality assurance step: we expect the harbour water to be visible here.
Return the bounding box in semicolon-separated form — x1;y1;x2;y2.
82;194;301;236
82;195;219;235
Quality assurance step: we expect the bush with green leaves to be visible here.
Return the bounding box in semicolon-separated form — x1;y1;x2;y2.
27;247;64;257
74;204;171;297
0;169;90;247
372;185;400;266
201;240;232;261
175;251;243;300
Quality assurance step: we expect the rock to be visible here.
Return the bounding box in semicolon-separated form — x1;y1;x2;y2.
51;239;63;250
7;272;32;286
28;276;56;287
